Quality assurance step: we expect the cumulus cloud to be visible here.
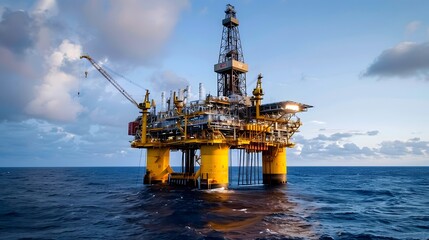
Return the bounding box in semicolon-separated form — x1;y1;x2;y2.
0;2;65;121
59;0;189;65
363;41;429;80
0;0;193;166
25;40;83;121
0;0;189;122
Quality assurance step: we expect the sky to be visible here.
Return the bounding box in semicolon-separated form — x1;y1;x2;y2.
1;0;429;167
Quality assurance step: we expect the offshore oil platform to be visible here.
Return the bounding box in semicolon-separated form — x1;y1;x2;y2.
82;4;311;189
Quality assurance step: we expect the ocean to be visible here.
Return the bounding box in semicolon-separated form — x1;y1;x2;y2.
0;167;428;240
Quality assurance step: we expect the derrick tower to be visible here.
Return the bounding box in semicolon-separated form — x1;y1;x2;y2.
215;4;248;97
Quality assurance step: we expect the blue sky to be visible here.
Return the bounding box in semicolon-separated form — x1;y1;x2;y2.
1;0;429;167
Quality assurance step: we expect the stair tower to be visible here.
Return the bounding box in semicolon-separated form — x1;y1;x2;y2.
214;4;248;97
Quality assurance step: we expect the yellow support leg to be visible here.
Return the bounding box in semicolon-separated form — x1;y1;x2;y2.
144;148;171;184
200;144;229;189
262;147;287;184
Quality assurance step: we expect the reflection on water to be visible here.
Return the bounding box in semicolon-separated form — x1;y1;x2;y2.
131;185;318;239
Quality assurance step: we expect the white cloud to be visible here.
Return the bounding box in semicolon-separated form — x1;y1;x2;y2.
73;0;189;65
26;39;83;121
0;0;190;122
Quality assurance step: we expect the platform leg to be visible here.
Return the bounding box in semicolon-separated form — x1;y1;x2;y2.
262;147;287;185
200;144;229;189
144;148;170;184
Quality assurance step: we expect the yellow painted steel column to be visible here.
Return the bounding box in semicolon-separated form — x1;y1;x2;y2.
200;144;229;189
262;147;287;184
144;148;170;184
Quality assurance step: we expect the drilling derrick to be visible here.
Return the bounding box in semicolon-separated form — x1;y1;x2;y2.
215;4;248;97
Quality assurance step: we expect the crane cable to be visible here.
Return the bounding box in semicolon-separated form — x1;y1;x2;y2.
102;64;146;91
80;55;140;108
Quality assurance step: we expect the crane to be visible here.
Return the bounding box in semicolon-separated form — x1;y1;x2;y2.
80;55;142;109
80;55;151;143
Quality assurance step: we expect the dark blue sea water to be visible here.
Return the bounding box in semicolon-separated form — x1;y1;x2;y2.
0;167;428;240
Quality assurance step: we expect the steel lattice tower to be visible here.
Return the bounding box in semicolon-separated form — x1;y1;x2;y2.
215;4;248;97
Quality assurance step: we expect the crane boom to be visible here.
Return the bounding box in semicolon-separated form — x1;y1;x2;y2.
80;55;140;108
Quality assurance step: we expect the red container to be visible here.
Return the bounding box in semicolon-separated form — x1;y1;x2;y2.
128;121;139;135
